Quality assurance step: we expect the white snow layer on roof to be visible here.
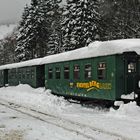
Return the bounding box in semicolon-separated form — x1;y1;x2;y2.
1;38;140;70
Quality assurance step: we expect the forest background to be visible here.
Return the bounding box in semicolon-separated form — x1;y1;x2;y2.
0;0;139;65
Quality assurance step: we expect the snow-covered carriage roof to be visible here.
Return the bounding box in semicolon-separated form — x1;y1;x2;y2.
0;39;140;70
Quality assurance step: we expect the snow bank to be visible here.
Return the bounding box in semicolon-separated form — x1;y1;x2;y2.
0;84;71;115
0;24;17;40
121;92;138;100
1;84;140;119
1;39;140;70
109;101;140;119
0;85;140;139
118;101;140;116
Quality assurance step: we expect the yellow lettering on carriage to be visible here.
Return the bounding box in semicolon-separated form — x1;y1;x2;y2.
76;80;111;91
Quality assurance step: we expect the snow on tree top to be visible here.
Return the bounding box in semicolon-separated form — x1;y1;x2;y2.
1;39;140;70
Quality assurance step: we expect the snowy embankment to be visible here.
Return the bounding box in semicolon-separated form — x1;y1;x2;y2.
0;24;16;40
0;85;140;140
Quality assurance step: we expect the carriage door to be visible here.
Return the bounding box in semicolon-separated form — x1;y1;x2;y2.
124;52;138;95
4;69;8;86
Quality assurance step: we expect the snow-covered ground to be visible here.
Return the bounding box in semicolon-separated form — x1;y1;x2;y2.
0;24;16;40
0;104;90;140
0;84;140;140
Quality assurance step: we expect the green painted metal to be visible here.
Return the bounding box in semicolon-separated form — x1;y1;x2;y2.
17;66;37;87
121;52;138;95
0;69;8;87
45;55;117;101
115;54;124;99
45;52;140;101
0;70;4;87
8;68;19;86
7;65;45;88
36;65;45;87
4;69;8;86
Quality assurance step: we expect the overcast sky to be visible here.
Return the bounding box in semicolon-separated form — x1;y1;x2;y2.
0;0;30;24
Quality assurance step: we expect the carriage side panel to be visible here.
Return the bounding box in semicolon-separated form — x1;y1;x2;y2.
45;55;116;101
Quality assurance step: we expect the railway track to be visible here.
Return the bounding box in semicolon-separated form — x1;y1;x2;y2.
0;99;133;140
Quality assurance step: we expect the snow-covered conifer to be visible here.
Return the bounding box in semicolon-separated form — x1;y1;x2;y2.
47;0;63;54
15;4;30;61
61;0;101;51
15;0;62;61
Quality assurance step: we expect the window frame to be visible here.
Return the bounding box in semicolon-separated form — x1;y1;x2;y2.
127;61;136;73
26;68;30;79
18;69;21;79
84;64;92;79
64;65;70;79
48;67;53;79
97;62;106;80
55;67;61;79
73;64;80;79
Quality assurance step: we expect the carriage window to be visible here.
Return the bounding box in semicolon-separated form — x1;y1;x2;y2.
19;74;21;79
64;66;69;79
10;71;14;79
128;62;136;73
31;74;34;79
48;68;53;79
74;65;80;79
14;71;17;79
31;69;35;79
11;74;13;79
22;73;25;79
98;62;106;80
55;67;61;79
26;69;30;79
85;64;92;79
18;70;21;79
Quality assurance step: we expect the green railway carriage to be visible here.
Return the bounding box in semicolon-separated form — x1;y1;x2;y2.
0;69;8;87
45;52;139;102
8;68;19;86
8;65;45;88
0;39;140;104
18;65;45;88
0;70;4;86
